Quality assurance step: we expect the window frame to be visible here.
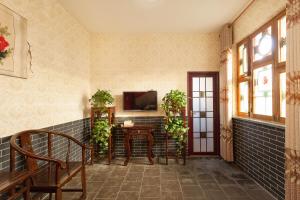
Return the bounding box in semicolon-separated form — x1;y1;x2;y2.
237;10;286;123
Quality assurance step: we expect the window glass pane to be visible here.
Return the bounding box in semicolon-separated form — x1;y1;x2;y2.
239;44;248;76
253;26;272;61
192;78;199;91
280;73;286;118
278;16;287;63
253;65;273;116
239;81;249;113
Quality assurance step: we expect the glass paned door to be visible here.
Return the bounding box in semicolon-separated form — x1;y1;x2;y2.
188;72;220;155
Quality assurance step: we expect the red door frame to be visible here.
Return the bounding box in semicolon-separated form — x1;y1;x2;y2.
187;72;220;156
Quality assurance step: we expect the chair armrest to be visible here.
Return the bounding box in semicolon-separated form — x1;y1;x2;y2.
10;143;66;169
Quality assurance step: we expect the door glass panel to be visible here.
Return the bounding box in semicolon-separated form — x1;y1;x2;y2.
193;133;200;138
207;118;213;132
207;132;213;137
193;98;200;111
201;139;206;152
193;78;199;91
193;111;200;117
206;98;213;111
200;98;206;111
206;77;213;91
200;118;206;132
206;92;213;97
193;138;200;152
193;92;199;97
239;81;249;113
200;78;206;91
207;138;214;152
207;112;213;118
193;118;200;132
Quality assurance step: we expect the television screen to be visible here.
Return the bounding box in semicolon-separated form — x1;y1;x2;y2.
123;91;157;111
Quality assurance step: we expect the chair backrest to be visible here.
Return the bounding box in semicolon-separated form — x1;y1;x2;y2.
19;132;39;171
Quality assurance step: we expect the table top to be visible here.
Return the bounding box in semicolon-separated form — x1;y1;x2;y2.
120;124;155;130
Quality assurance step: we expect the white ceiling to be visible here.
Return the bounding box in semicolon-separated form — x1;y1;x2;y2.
58;0;252;33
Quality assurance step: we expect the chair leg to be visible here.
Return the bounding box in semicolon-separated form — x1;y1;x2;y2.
81;167;87;199
55;189;62;200
49;193;52;200
23;179;31;200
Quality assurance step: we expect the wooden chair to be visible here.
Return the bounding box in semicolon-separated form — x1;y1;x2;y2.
10;130;94;200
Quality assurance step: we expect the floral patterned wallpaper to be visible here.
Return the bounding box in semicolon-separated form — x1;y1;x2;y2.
0;0;91;137
90;32;220;116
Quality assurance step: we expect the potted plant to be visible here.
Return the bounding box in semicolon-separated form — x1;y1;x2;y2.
89;90;114;155
161;90;189;156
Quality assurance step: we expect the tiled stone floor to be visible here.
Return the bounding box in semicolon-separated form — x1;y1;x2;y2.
62;158;275;200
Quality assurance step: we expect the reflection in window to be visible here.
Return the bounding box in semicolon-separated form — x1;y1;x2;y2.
280;73;286;118
239;82;249;113
239;44;248;76
253;65;273;116
253;27;272;61
278;16;287;63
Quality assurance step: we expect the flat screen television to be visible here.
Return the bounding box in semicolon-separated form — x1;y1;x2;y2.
123;91;157;111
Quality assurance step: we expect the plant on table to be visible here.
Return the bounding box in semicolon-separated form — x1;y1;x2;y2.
161;90;189;155
89;90;114;154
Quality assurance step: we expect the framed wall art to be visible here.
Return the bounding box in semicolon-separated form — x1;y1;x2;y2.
0;3;27;79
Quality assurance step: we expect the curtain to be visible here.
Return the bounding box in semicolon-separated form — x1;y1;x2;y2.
286;0;300;199
219;24;234;162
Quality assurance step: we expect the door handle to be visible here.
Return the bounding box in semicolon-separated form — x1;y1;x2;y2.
190;110;193;116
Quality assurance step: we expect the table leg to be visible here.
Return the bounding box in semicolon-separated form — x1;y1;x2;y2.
124;134;131;166
147;134;154;165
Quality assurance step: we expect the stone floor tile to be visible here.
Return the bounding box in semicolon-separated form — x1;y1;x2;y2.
96;186;120;199
196;174;216;183
199;182;221;190
121;181;142;191
181;185;204;198
161;180;181;192
204;190;228;200
221;185;247;198
130;165;145;173
214;175;236;185
161;172;178;181
116;191;139;200
140;185;161;198
144;168;160;176
142;176;161;186
86;181;104;193
125;172;143;182
161;191;183;200
104;177;124;187
246;189;276;200
179;176;198;185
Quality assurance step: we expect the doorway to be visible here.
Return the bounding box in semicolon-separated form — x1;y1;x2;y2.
187;72;220;155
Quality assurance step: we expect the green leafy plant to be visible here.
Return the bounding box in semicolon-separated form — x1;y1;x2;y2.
90;90;114;155
161;90;189;155
89;90;114;110
91;119;111;154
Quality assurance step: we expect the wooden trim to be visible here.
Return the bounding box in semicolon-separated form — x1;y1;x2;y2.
232;0;256;24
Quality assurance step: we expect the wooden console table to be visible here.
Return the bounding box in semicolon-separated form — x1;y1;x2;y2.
121;125;155;166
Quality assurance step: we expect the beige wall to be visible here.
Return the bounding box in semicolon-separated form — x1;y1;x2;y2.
90;33;220;116
0;0;91;137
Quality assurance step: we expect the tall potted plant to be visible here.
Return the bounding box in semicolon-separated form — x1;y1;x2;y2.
89;90;114;155
161;90;189;156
